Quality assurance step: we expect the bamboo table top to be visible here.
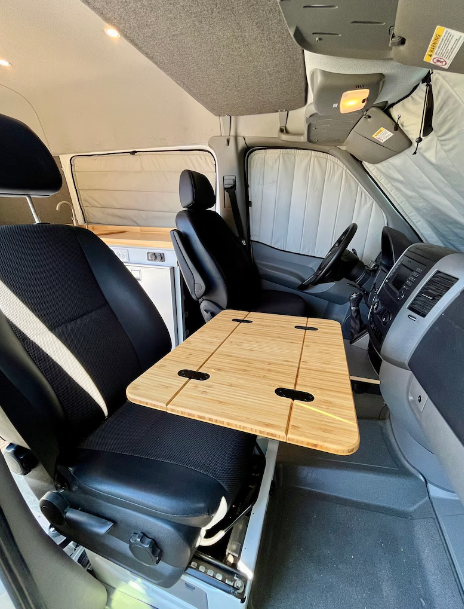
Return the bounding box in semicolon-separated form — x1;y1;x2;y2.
127;310;359;455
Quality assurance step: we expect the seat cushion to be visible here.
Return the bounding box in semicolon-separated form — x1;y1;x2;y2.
254;290;307;317
72;402;256;527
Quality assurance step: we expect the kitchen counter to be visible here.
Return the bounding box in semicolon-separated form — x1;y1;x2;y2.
84;224;174;249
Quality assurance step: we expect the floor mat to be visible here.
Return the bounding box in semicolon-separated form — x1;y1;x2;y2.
252;490;463;609
252;421;464;609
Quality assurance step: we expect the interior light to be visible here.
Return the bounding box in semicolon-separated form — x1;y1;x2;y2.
105;27;120;38
339;88;370;114
0;59;11;67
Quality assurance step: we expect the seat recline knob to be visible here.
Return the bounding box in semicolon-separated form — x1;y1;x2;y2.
129;532;162;566
40;491;70;526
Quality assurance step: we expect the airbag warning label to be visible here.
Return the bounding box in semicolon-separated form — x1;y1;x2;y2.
372;127;394;144
424;26;464;69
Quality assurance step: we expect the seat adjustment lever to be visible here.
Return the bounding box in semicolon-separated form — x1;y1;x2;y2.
40;491;113;534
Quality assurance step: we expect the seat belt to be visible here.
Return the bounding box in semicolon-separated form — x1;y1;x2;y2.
224;175;247;248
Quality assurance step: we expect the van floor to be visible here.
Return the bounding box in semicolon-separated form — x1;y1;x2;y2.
251;420;464;609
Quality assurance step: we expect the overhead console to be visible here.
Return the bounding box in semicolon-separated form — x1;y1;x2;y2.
279;0;464;74
304;71;392;148
300;71;411;150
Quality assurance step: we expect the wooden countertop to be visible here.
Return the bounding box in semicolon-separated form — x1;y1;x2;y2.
127;310;359;455
85;224;174;249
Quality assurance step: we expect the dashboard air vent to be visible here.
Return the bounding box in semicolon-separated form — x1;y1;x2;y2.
408;272;458;318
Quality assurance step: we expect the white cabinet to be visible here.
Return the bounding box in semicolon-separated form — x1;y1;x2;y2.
109;244;183;349
126;264;178;347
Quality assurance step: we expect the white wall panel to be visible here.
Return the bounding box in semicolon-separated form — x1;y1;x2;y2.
249;149;386;263
0;0;219;156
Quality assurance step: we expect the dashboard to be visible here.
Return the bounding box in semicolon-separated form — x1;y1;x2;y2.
366;239;464;505
368;243;456;354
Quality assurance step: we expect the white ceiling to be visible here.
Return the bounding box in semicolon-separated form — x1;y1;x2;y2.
0;0;428;155
0;0;219;154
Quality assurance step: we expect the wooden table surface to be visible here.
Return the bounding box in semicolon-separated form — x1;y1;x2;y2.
127;310;359;455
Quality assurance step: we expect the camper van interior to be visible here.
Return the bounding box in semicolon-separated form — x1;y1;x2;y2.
1;1;464;608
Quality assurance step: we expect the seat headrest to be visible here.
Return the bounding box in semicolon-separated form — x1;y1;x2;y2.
179;170;215;210
0;113;62;197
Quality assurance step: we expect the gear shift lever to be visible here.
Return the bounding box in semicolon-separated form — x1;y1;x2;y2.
349;292;366;344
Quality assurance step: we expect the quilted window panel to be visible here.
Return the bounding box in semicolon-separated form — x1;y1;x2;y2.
248;149;386;263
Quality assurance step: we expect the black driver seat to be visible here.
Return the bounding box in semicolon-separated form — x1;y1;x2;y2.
171;170;307;320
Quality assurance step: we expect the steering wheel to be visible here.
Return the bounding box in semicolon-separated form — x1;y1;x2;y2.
298;223;358;289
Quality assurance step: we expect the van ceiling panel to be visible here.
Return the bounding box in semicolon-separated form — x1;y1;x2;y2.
80;0;306;116
392;0;464;74
279;0;398;59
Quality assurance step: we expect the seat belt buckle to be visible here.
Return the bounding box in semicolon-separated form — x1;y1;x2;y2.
223;175;236;191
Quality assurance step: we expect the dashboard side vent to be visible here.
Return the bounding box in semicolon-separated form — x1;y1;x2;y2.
408;272;458;318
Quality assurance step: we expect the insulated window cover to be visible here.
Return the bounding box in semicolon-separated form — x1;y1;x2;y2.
248;149;386;263
72;150;216;227
365;72;464;251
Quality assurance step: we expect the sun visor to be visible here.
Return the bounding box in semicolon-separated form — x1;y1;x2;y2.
0;114;62;197
305;104;363;145
345;108;411;164
391;0;464;74
279;0;399;59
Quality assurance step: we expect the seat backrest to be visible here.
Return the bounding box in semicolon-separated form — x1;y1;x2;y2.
175;170;260;311
0;114;171;476
0;225;171;471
